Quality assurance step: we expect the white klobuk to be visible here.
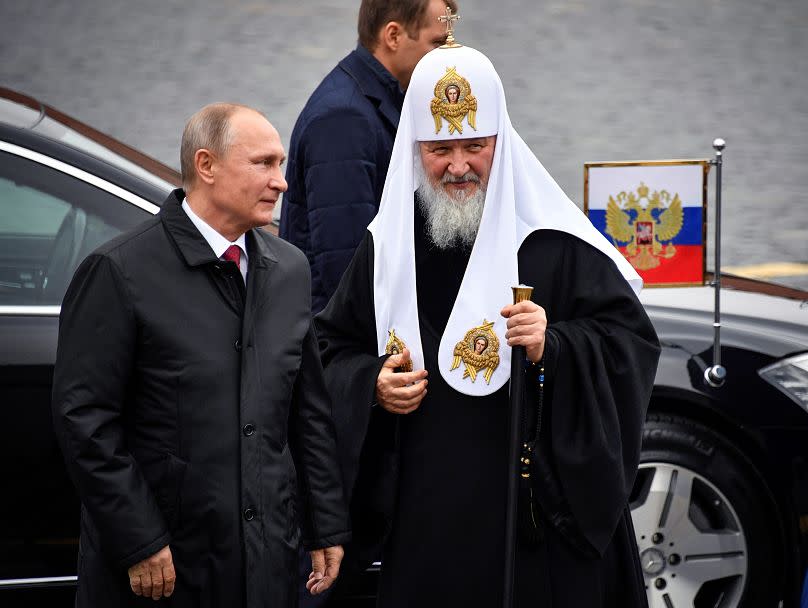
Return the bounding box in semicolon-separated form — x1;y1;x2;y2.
368;45;641;397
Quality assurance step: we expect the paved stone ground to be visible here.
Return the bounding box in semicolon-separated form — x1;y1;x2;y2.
2;0;807;288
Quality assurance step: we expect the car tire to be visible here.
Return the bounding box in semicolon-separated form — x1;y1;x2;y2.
630;412;785;608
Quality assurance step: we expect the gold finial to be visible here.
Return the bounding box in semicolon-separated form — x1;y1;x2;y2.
438;6;461;48
512;284;534;304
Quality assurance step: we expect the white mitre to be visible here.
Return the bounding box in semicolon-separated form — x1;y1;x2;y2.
368;44;641;397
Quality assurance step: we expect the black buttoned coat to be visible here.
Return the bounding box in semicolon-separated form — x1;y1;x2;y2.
52;190;350;608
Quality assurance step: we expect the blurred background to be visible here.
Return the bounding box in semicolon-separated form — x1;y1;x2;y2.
1;0;806;287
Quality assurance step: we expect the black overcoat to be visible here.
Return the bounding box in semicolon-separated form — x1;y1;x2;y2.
52;190;350;608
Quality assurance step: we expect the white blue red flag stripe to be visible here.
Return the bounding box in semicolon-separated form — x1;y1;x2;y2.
585;162;707;286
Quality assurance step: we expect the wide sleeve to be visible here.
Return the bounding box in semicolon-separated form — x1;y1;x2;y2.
301;109;380;312
526;236;660;557
51;254;170;569
314;234;389;500
288;323;352;551
315;234;398;565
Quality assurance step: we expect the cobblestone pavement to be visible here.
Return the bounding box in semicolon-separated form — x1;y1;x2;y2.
2;0;807;288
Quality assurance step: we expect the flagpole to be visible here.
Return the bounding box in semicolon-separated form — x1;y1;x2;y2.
704;138;727;388
503;285;533;608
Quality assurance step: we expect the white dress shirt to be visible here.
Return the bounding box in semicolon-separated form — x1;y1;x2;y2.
182;198;248;283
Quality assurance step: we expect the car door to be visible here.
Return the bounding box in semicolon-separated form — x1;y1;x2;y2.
0;139;160;598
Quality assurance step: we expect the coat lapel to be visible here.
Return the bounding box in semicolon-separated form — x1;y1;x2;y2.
242;229;279;341
160;189;246;317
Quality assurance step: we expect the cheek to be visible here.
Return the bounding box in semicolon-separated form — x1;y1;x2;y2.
433;164;450;183
472;152;495;180
422;158;445;183
468;160;484;178
225;169;252;193
247;168;268;190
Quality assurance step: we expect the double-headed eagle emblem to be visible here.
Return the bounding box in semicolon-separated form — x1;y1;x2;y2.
606;182;684;270
450;320;500;384
430;67;477;135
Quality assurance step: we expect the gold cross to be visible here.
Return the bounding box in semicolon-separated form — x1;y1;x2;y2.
438;6;461;48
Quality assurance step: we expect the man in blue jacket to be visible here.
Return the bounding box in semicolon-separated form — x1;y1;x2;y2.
280;0;457;313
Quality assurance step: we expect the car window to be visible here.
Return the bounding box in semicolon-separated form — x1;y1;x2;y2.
0;149;152;306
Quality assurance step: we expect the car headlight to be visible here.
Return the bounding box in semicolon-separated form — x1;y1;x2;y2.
758;353;808;412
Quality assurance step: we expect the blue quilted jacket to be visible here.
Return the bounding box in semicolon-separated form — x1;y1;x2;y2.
280;45;404;313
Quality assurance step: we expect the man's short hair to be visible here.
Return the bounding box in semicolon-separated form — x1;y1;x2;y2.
357;0;458;50
180;102;259;189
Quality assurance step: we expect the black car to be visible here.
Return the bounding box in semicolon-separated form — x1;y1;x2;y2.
1;89;807;607
0;90;179;606
635;282;808;607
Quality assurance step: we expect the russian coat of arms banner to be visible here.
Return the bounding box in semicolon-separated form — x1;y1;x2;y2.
584;160;710;287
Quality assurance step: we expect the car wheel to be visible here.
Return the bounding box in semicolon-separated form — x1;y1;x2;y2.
630;413;784;608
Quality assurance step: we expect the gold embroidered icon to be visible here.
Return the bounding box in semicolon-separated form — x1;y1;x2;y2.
450;320;500;384
605;181;684;270
430;67;477;135
385;329;413;372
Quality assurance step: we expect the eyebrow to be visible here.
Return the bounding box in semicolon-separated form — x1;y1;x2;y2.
251;151;286;163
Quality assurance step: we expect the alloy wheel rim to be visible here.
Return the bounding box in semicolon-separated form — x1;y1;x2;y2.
631;462;748;608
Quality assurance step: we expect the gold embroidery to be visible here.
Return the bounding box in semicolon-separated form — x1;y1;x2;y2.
385;329;413;372
430;67;477;135
450;320;500;384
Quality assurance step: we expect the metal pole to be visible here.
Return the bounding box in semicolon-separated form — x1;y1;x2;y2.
503;285;533;608
705;138;727;387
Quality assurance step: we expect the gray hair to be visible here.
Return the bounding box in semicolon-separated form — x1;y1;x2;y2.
180;102;260;189
415;158;486;250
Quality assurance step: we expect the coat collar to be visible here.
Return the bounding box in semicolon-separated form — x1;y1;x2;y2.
160;189;279;269
339;45;404;131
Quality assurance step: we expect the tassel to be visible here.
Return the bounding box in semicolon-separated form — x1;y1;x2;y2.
517;442;544;546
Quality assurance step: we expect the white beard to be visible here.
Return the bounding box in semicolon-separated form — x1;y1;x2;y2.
415;163;486;250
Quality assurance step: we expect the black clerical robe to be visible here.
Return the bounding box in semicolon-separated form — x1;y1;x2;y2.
315;213;660;607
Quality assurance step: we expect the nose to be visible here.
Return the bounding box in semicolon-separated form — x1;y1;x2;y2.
270;168;288;193
447;149;470;177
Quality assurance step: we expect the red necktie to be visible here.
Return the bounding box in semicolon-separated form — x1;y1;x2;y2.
223;245;241;270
